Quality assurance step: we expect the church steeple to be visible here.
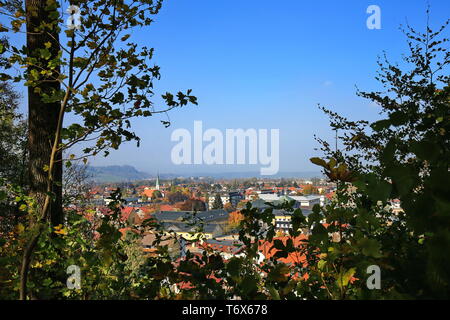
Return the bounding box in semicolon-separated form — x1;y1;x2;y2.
156;172;160;190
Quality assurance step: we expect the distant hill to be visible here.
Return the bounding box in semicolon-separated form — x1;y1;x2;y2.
86;165;150;183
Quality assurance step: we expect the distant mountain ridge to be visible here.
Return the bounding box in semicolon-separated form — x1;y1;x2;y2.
86;165;150;183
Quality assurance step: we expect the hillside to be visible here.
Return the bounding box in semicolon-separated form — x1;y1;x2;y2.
86;165;150;183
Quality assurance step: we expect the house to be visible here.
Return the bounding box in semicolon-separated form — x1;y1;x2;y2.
258;193;280;202
159;204;178;212
142;188;158;199
199;239;245;260
257;194;321;209
229;191;244;207
161;222;227;241
248;199;312;234
153;209;229;241
207;193;230;208
289;195;321;208
273;209;312;234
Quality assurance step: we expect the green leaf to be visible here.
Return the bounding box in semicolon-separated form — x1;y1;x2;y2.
411;140;440;161
49;10;59;20
240;275;258;295
268;286;281;300
371;119;391;131
310;222;328;243
357;238;382;258
381;139;396;164
40;48;51;60
389;111;408;126
226;258;241;278
268;264;290;282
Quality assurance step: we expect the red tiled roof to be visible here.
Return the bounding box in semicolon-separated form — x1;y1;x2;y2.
159;204;177;212
121;206;138;221
325;192;335;200
142;189;158;198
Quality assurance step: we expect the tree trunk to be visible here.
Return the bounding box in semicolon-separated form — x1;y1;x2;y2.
26;0;63;226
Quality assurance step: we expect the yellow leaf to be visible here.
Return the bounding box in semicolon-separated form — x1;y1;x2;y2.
318;260;327;270
54;225;67;235
15;223;25;234
336;268;356;288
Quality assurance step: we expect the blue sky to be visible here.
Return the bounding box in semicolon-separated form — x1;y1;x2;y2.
17;0;450;175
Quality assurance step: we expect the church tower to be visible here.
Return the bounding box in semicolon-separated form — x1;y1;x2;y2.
156;172;160;191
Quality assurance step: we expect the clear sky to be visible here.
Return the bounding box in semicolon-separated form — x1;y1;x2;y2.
50;1;450;174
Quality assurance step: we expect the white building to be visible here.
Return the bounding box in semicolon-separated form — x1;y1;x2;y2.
258;194;322;208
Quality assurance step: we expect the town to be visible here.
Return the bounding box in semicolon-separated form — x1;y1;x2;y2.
1;0;447;303
74;174;400;259
76;175;334;255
